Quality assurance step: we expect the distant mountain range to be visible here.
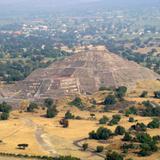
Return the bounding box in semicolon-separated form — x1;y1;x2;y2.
0;0;160;18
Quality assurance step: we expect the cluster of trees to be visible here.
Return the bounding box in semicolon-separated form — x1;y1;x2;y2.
0;102;12;120
89;127;113;140
137;133;158;156
122;128;160;156
44;98;58;118
142;101;160;117
106;37;160;75
0;32;73;83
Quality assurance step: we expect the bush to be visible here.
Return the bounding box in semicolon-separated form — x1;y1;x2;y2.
147;118;160;129
115;86;127;99
136;132;152;143
96;146;104;152
44;98;54;108
0;112;9;120
105;151;124;160
46;105;58;118
104;95;117;106
125;106;137;115
0;102;12;113
65;111;75;119
82;143;88;151
27;102;38;112
99;115;109;124
115;126;125;135
154;91;160;99
142;101;160;117
128;117;135;123
130;123;147;132
140;91;148;98
99;86;108;91
122;132;132;141
69;97;84;110
108;115;121;126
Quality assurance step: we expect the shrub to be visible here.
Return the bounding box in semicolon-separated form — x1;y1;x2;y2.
0;112;9;120
122;132;132;141
99;86;108;91
96;146;104;153
69;97;84;109
99;115;109;124
140;91;148;98
115;126;125;135
0;102;12;113
128;117;135;122
82;143;88;151
27;102;38;112
105;151;124;160
115;86;127;99
108;115;121;126
154;91;160;99
65;111;75;119
104;95;117;106
125;106;137;115
44;98;54;108
130;123;147;132
147;118;160;129
46;105;58;118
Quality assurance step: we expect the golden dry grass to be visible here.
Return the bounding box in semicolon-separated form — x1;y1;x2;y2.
0;108;159;160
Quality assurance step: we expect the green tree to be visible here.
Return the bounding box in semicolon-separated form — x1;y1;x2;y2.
0;112;9;120
115;126;125;135
104;95;117;106
44;98;54;108
115;86;127;99
46;105;58;118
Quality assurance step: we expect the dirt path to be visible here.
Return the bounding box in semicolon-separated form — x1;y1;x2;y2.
23;118;58;156
73;138;105;159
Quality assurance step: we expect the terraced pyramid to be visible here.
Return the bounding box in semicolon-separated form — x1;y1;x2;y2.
13;48;160;99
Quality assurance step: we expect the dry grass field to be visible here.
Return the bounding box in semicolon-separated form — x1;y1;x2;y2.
0;105;159;160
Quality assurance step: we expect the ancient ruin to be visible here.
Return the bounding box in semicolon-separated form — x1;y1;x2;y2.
1;47;160;100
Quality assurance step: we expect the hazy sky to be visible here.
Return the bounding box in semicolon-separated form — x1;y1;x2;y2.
0;0;159;18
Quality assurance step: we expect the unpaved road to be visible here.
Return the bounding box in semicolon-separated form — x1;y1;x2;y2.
24;118;58;156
